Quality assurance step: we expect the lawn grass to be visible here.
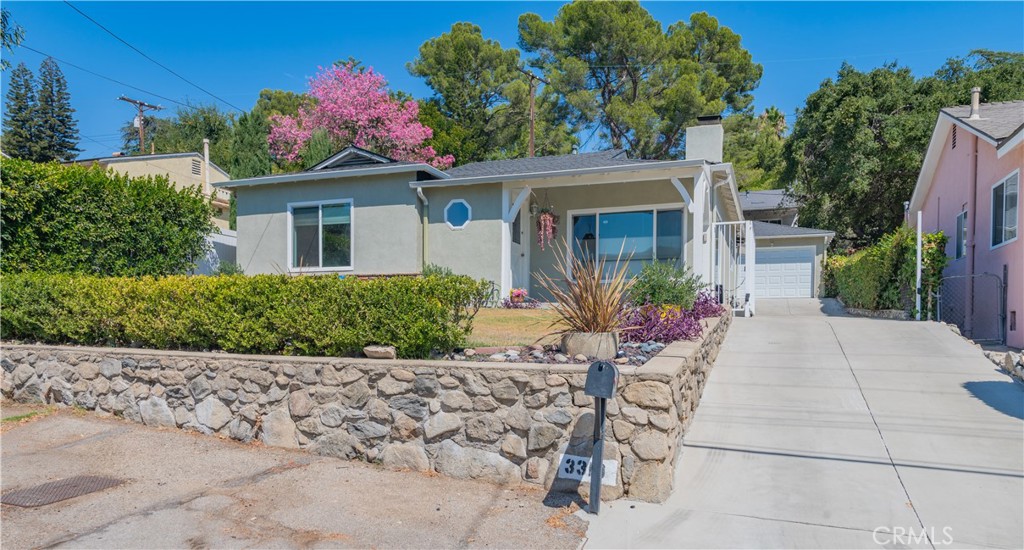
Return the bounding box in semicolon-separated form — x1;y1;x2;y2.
467;308;565;348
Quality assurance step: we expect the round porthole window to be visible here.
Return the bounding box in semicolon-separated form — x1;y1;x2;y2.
445;199;472;230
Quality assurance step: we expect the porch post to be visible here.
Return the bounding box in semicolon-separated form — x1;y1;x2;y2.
500;186;531;300
745;220;756;316
691;169;709;284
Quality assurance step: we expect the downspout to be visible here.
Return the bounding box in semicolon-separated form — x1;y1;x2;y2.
415;186;429;271
966;87;981;335
967;131;978;335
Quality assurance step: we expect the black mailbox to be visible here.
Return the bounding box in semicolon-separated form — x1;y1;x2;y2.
584;361;618;399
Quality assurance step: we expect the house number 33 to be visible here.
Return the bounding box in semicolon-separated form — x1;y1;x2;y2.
563;457;589;476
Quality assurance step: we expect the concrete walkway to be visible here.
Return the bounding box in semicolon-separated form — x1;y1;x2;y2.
585;298;1024;549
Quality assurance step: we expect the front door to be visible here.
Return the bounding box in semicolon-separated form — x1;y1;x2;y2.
510;210;529;291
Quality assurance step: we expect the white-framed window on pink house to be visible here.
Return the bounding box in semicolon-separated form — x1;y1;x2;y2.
955;211;967;260
991;170;1019;248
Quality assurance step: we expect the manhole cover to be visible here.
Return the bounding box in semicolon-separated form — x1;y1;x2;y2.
2;476;124;507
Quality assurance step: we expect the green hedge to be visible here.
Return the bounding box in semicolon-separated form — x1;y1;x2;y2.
827;226;948;317
1;158;214;276
0;273;490;359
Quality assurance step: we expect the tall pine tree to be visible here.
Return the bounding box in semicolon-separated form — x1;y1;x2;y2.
35;57;79;162
1;62;37;159
229;110;272;178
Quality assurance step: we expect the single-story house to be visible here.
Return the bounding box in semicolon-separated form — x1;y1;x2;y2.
219;117;761;314
908;89;1022;348
739;189;834;299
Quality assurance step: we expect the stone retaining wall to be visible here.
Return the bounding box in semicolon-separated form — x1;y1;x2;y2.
1;315;729;503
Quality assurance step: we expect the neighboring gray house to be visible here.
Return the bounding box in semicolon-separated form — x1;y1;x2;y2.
218;119;762;314
739;189;834;298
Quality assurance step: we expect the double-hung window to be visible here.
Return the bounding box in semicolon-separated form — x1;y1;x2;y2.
290;200;353;270
955;211;968;260
992;171;1019;248
570;206;686;278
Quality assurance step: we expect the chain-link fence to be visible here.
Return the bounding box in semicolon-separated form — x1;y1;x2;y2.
931;273;1005;344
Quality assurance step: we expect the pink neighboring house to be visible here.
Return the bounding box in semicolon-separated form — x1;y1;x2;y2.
909;88;1023;348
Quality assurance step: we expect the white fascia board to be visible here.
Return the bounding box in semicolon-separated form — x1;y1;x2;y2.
408;159;709;189
216;163;449;189
709;162;744;221
909;116;951;213
997;129;1023;158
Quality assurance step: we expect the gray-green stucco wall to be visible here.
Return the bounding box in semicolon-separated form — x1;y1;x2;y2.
234;173;422;275
424;183;504;287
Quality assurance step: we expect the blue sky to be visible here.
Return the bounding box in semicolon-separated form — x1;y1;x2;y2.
3;1;1022;159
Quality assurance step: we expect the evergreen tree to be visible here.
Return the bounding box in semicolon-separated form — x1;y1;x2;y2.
35;57;79;161
1;62;37;160
229;110;272;178
300;128;335;170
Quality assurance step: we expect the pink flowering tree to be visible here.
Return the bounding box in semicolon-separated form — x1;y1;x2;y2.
268;64;454;169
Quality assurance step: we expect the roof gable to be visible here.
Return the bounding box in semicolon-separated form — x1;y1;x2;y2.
308;146;396;171
940;100;1024;146
910;101;1024;212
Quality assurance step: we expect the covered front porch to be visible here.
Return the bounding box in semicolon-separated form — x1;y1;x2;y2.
496;163;756;315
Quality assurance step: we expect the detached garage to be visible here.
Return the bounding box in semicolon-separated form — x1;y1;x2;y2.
751;221;835;299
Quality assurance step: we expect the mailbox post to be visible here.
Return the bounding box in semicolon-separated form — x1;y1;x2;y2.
584;360;619;514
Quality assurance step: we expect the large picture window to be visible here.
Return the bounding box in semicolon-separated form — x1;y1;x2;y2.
290;200;352;270
570;206;686;278
992;171;1019;248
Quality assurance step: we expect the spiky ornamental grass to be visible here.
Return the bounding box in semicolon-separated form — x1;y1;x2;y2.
535;239;634;334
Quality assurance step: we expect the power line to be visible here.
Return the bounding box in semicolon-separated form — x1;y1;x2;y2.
63;1;243;112
19;44;190;108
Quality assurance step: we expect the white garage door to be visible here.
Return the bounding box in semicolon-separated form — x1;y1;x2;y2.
755;246;815;298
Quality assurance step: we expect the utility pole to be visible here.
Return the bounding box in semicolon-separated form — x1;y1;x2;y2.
118;96;162;153
516;67;549;157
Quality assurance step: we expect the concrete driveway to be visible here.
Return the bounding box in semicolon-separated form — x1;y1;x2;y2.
585;298;1024;549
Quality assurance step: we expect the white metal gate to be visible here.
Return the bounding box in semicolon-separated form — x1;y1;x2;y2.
711;221;756;316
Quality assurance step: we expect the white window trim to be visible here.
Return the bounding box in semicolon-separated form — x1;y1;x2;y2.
991;168;1019;250
286;198;355;273
954;210;968;260
564;202;689;281
444;199;472;230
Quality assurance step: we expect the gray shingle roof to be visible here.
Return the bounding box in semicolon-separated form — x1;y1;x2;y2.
942;100;1024;145
738;189;797;211
751;220;834;239
445;149;650;179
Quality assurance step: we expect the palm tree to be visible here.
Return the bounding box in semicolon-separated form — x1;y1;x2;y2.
759;106;787;138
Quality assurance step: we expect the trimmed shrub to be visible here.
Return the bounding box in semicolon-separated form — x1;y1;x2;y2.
0;273;491;359
629;261;703;308
831;226;948;316
0;158;215;276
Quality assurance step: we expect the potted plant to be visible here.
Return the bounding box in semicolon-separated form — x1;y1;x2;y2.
535;240;634;360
